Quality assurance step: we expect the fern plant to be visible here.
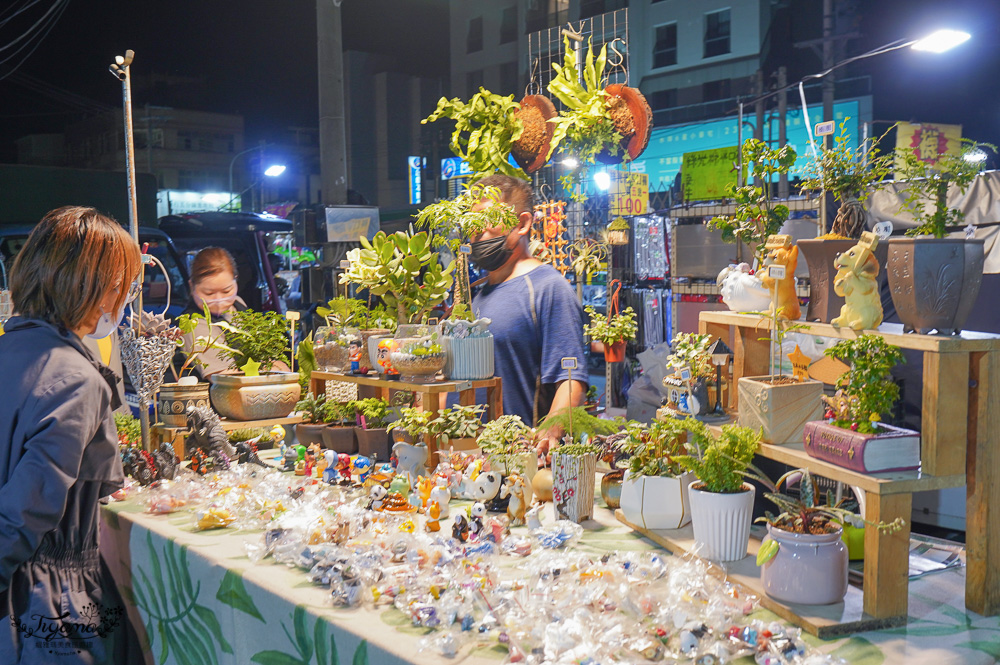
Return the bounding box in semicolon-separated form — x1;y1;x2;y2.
675;419;761;493
538;406;624;451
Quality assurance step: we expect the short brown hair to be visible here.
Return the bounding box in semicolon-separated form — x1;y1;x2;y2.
189;247;238;286
11;206;141;330
475;174;534;216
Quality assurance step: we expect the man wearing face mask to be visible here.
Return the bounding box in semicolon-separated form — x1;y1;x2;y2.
470;174;587;457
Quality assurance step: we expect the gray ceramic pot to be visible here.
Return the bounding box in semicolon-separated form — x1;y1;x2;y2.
799;238;889;323
886;237;984;335
760;523;848;605
209;372;301;421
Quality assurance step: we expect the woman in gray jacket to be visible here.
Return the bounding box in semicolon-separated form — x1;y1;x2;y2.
0;207;141;664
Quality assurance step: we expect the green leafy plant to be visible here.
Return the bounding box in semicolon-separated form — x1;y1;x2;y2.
295;333;317;394
620;418;690;477
431;403;487;448
421;88;529;179
295;392;327;424
219;309;290;373
538;406;624;450
321;400;357;426
353;397;391;429
316;297;395;332
583;305;638;346
675;418;761;493
568;238;607;302
415;183;520;252
708;139;797;263
896;138;995;238
800;118;895;238
175;303;240;377
823;334;905;434
477;413;532;473
340;230;455;324
387;406;434;439
115;412;141;446
667;332;716;381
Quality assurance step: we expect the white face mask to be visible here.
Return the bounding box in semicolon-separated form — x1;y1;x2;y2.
87;302;126;340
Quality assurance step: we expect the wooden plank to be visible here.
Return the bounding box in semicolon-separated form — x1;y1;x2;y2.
966;350;1000;615
311;371;499;394
862;492;912;618
614;510;905;637
486;377;503;421
731;325;770;410
921;351;969;476
699;310;1000;353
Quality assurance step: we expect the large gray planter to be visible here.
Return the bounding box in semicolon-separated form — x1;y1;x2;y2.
799;238;889;323
886;237;984;335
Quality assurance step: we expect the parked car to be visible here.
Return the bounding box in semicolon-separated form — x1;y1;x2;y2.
157;211;293;313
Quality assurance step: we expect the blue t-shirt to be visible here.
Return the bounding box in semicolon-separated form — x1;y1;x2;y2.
472;264;586;426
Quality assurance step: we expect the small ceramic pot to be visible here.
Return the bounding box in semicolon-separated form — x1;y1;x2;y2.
321;425;357;454
551;453;597;522
209;372;301;421
295;422;327;447
688;482;755;562
355;427;391;461
600;469;624;510
760;523;849;605
159;382;210;427
620;471;696;530
604;340;626;363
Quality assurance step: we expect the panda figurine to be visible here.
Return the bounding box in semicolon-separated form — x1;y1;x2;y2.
470;471;509;512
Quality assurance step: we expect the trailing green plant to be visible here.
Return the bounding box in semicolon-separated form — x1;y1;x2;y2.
823;334;905;434
219;309;290;373
620;418;691;477
477;413;532;473
387;406;434;439
800;118;895;238
174;303;240;377
353;397;391;429
321;400;357;426
340;230;455;324
295;392;327;424
115;412;141;446
415;183;520;252
708;139;797;263
667;332;716;381
896;138;995;238
583;305;638;346
675;418;761;493
422;88;529;180
538;406;624;446
432;403;487;448
746;465;905;565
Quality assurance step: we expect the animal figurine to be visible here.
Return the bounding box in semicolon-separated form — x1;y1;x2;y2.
351;455;373;483
323;451;339;484
426;501;441;532
367;484;388;511
469;502;487;538
393;441;429;485
831;232;883;331
525;504;544;531
759;235;800;320
282;446;298;472
152;442;179;479
429;475;451;518
471;471;508;512
502;473;528;527
389;474;410;497
234;440;266;467
452;513;471;542
314;446;328;479
717;263;771;313
483;516;508;543
416;476;434;508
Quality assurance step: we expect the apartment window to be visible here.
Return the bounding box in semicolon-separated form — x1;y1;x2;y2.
647;89;677;111
466;69;484;97
500;6;517;44
704;9;730;57
500;61;519;95
702;79;731;102
653;23;677;68
467;16;483;53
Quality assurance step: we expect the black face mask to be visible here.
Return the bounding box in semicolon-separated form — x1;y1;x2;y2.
469;234;513;271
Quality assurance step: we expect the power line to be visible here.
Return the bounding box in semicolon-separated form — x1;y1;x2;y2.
0;0;70;82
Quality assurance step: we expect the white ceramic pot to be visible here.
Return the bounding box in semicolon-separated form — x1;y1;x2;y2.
443;335;495;380
760;523;849;605
620;471;696;530
687;481;755;562
551;452;597;523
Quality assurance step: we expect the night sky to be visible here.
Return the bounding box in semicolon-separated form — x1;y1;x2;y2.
1;0;999;161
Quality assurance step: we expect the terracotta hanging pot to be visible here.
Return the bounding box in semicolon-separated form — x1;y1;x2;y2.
511;94;557;174
604;340;626;363
597;84;654;165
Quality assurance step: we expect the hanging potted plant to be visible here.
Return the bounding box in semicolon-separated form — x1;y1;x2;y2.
619;418;695;530
539;406;624;523
887;139;994;334
661;332;716;419
798;119;894;322
750;466;905;605
675;419;761;562
803;335;919;472
206;308;301;421
583;281;637;363
422;87;557;177
353;397;392;460
319;399;358;454
294;392;328;447
606;216;630;246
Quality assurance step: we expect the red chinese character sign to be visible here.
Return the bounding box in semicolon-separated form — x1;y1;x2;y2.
894;122;962;172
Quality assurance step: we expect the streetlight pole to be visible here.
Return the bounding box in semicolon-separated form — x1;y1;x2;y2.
228;143;273;211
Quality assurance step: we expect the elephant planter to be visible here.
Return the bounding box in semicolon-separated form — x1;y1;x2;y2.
393;440;429;483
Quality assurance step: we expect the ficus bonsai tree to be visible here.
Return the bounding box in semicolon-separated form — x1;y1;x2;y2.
174;304;240;378
822;334;905;434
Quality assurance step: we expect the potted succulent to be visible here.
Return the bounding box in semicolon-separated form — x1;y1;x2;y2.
352;397;392;460
208;308;301;421
320;400;358;454
750;466;905;605
803;335;918;472
294;392;328;446
539;406;624;523
798;120;894;322
662;332;716;418
887;139;994;334
421;87;557;177
737;311;823;444
618;418;696;530
583;304;637;363
675;419;762;562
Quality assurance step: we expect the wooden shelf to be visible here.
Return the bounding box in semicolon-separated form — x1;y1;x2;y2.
311;371;499;394
615;510;905;638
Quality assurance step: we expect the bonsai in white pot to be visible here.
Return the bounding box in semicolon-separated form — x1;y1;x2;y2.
618;418;695;530
676;419;761;562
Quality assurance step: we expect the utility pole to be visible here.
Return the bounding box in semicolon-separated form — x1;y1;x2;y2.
317;0;348;205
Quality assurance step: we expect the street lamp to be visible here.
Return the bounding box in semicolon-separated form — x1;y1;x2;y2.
264;164;286;177
228;143;275;209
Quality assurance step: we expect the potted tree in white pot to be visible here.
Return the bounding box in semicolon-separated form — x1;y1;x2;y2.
618;418;695;530
676;419;761;562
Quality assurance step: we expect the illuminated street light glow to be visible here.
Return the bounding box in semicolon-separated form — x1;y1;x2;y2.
264;164;286;177
561;157;580;169
594;171;611;191
911;29;971;53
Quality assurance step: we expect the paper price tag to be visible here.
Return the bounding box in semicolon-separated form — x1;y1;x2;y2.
767;264;786;280
339;260;351;269
679;367;692;382
460;244;472;254
285;311;300;321
561;357;578;370
873;221;893;240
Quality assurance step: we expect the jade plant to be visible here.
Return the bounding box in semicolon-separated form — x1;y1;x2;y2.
340;230;455;325
352;397;391;430
620;418;690;478
218;309;290;374
295;392;327;425
675;418;761;493
895;138;995;238
583;305;638;347
421;88;529;180
666;332;716;382
822;334;905;434
431;403;487;448
708;139;797;264
799;118;894;238
477;413;533;473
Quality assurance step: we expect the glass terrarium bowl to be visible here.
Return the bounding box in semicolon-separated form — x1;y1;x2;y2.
313;326;351;372
391;323;446;383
